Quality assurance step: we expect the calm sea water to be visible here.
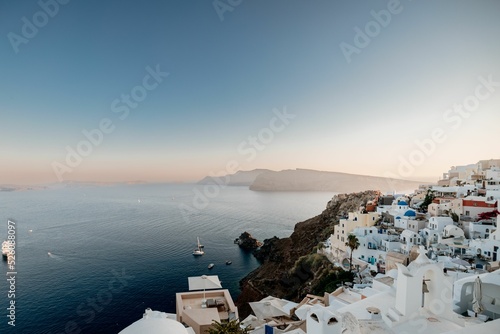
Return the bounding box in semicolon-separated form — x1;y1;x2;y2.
0;184;333;333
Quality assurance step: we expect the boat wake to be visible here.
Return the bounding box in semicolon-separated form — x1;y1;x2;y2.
47;252;62;260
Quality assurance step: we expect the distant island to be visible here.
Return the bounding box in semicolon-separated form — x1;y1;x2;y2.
197;169;272;186
198;168;425;193
60;180;148;188
0;184;47;192
0;180;148;192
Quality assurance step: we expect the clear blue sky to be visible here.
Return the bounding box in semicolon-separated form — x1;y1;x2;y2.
1;0;500;184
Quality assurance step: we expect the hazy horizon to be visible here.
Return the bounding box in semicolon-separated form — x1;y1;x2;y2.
2;1;500;185
0;167;453;186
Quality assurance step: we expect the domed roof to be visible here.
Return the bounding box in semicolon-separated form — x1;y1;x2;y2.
119;309;188;334
404;210;416;217
397;201;408;206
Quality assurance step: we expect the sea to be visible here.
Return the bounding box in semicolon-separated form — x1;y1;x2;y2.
0;184;334;333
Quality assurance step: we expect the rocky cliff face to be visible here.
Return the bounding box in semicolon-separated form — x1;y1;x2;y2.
236;231;263;250
235;190;381;318
249;169;422;193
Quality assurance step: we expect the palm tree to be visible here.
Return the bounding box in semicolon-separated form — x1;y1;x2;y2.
345;234;360;273
207;319;251;334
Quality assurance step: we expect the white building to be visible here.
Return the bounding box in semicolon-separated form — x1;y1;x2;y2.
119;309;192;334
399;230;421;254
330;211;380;254
380;233;402;253
406;219;426;234
484;166;500;181
469;227;500;261
393;210;417;230
442;225;465;239
299;246;500;333
428;216;455;234
462;196;497;219
469;220;497;239
428;199;453;217
420;228;440;248
351;226;396;268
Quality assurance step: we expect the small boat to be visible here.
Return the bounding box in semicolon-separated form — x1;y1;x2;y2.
225;260;232;265
208;263;215;269
192;237;205;256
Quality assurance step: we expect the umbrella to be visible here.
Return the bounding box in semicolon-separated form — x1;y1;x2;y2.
188;275;222;302
249;298;289;319
472;276;484;316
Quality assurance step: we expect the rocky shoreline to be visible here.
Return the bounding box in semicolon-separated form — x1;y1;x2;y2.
235;190;381;318
234;231;263;251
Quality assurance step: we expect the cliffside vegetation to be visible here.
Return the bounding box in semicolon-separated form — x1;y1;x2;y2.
236;190;380;318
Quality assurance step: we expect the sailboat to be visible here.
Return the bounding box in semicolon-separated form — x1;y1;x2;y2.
192;237;205;256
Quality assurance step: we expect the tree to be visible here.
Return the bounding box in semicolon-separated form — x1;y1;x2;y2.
420;190;435;212
345;234;360;273
207;319;251;334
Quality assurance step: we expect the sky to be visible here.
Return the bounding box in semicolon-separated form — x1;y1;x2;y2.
1;0;500;185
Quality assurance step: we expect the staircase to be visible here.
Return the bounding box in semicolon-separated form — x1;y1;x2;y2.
382;307;404;327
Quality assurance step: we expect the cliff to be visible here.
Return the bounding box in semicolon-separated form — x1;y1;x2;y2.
235;232;263;250
249;169;423;193
197;169;272;186
235;190;381;317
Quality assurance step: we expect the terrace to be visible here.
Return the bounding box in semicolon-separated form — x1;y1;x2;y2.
176;289;238;334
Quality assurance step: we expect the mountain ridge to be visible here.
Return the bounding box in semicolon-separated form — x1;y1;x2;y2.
198;168;427;193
